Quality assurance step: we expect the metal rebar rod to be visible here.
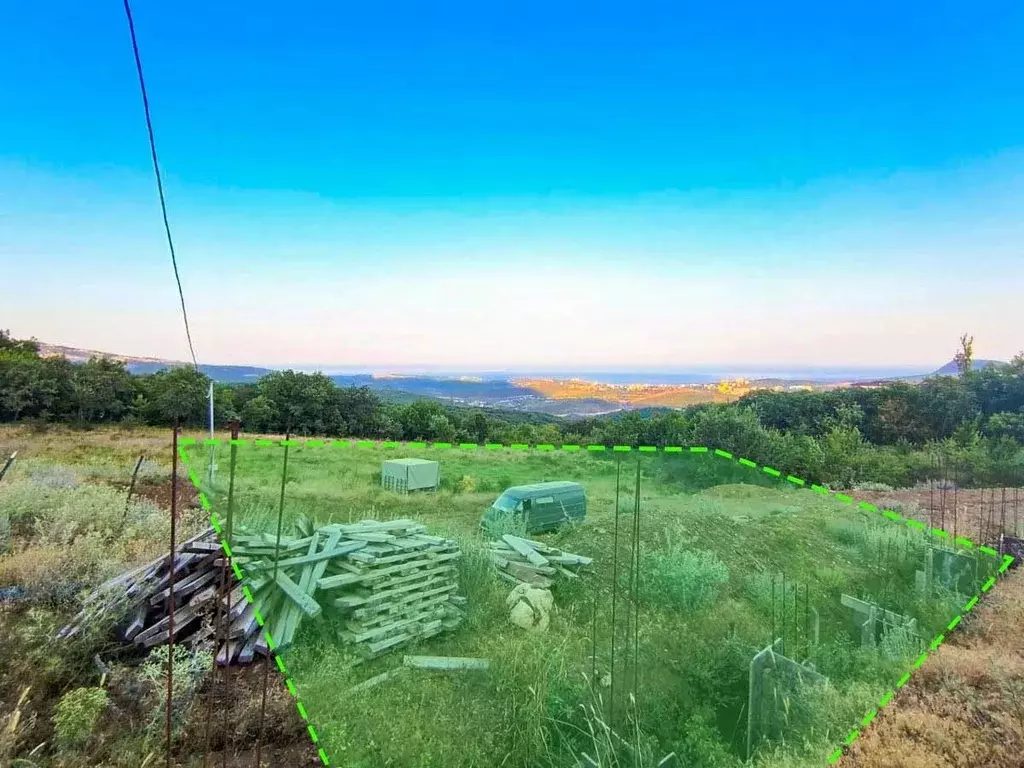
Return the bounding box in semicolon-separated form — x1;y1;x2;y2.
609;456;622;725
254;431;291;768
166;421;179;768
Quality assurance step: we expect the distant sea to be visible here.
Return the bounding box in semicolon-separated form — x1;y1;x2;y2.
307;366;931;385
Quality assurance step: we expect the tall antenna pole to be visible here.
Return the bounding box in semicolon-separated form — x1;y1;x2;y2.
207;381;217;484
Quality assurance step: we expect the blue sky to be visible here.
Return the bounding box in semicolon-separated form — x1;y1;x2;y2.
1;1;1023;370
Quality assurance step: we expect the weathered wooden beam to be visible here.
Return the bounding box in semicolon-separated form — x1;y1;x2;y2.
403;656;489;671
501;535;550;567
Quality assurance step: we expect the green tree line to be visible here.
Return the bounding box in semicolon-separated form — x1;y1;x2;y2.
2;330;1022;488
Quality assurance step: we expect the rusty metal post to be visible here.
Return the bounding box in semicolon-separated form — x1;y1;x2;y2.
166;420;179;767
0;451;17;484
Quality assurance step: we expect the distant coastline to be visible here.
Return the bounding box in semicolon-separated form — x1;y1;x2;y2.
309;367;932;384
36;341;1004;419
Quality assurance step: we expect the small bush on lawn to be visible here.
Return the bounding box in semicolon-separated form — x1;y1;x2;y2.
53;686;108;750
639;546;730;614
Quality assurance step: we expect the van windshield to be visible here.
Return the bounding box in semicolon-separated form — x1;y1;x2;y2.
492;492;520;513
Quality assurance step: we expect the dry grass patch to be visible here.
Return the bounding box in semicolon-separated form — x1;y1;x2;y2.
844;571;1024;767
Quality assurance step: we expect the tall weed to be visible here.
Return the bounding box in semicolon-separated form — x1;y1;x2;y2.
138;645;213;743
638;546;729;614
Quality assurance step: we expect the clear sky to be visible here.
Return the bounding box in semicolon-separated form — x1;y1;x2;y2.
2;2;1023;371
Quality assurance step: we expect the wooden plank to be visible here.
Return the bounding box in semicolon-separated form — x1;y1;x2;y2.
319;556;443;589
322;519;420;534
351;586;459;621
505;561;556;575
348;667;408;694
182;541;224;553
149;567;219;604
246;539;367;570
335;566;457;608
352;596;458;631
519;538;555;553
365;630;413;656
229;602;258;639
318;571;370;590
365;546;458;567
124;604;148;641
279;534;324;647
334;574;447;610
346;532;398;543
403;656;489;671
238;634;259;663
270;601;301;650
502;535;550;567
349;606;449;643
548;554;593;567
217;640;240;666
275;570;323;618
410;534;447;546
137;603;203;647
348;551;379;564
257;533;317;552
306;530;343;593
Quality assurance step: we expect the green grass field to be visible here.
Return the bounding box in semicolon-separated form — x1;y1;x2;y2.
186;442;995;768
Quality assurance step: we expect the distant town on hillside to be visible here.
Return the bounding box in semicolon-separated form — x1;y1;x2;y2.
34;342;1008;419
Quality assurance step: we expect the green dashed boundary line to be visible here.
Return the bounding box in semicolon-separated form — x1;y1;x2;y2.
177;437;1016;767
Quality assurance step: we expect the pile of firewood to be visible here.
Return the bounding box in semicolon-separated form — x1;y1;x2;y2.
488;535;592;589
57;527;232;654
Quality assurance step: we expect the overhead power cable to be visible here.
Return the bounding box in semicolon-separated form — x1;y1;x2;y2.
122;0;199;368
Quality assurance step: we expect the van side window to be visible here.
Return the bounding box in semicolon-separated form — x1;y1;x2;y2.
536;497;554;504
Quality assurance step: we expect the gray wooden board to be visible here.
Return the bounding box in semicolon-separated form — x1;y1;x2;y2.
149;567;219;604
403;656;489;671
351;595;458;630
124;604;149;641
348;667;408;694
247;539;367;570
238;634;258;663
351;588;460;623
334;573;451;609
217;640;241;665
1000;535;1023;567
348;606;450;643
274;570;323;618
319;556;450;589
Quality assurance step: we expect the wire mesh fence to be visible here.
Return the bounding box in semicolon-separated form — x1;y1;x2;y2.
36;432;1021;767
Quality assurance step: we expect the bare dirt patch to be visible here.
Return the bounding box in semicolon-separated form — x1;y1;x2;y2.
855;486;1024;549
174;664;321;767
843;569;1024;767
133;478;202;513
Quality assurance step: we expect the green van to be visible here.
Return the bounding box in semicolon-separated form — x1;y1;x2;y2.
480;481;586;535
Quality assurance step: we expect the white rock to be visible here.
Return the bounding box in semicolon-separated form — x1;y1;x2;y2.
507;585;553;633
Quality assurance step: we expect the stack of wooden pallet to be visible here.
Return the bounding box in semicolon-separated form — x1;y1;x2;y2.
58;518;466;665
488;534;592;589
207;517;465;661
318;519;465;658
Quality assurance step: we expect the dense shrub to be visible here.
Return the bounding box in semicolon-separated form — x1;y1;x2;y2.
138;644;213;740
52;687;108;750
639;547;730;614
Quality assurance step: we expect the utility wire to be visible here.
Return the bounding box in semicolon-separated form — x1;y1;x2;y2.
122;0;199;368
